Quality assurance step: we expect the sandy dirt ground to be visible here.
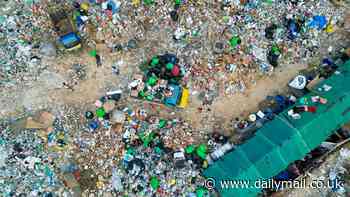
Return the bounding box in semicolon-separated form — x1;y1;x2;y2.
0;12;348;138
0;46;306;138
182;63;307;135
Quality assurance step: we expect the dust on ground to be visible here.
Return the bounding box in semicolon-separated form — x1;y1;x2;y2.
0;47;306;137
183;63;307;136
0;11;349;137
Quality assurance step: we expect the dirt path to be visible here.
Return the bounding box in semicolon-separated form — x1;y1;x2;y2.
0;59;307;136
0;45;138;117
181;64;307;135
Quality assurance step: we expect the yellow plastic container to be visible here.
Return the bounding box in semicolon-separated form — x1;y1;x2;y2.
66;43;82;51
326;23;334;33
132;0;141;7
178;88;189;108
80;2;90;12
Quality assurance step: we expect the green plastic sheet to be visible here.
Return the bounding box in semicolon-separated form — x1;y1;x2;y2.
96;108;105;118
150;176;160;189
89;49;97;57
196;144;207;159
185;145;195;154
229;36;241;48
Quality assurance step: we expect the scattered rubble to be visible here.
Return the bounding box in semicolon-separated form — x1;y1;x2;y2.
0;0;349;196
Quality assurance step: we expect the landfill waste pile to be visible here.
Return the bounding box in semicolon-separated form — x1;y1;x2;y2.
0;104;215;196
0;1;52;87
130;53;189;107
0;1;348;91
0;0;350;196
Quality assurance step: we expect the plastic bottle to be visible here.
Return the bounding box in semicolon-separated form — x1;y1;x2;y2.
208;143;234;163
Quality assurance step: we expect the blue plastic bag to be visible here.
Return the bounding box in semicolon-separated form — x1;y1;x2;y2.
308;15;327;30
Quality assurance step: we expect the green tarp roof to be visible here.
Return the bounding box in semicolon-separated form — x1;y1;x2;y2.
203;60;350;197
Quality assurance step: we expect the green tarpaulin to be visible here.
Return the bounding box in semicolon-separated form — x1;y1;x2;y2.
150;176;160;189
229;36;241;48
271;44;281;55
139;132;155;147
147;76;158;86
196;144;207;159
144;0;154;5
196;187;208;197
158;119;166;128
166;63;174;70
96;108;105;118
89;49;97;57
151;57;159;66
185;145;195;154
204;60;350;197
